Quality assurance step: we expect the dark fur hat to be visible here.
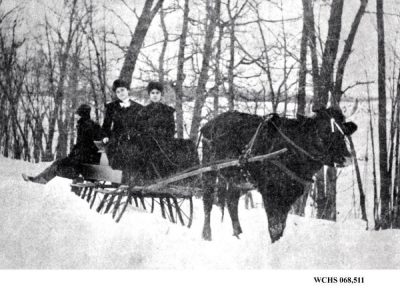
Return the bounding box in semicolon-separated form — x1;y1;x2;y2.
112;79;130;92
76;104;91;117
147;81;164;94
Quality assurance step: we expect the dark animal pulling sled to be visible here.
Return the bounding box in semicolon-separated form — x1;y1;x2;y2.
70;148;287;226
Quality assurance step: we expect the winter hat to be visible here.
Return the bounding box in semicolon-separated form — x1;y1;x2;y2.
147;81;164;94
76;104;91;117
112;79;130;92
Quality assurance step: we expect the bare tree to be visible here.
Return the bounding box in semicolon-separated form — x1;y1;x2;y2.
332;0;368;105
226;0;249;111
376;0;390;229
297;0;310;115
23;52;48;163
212;17;225;118
119;0;164;86
82;0;109;114
158;4;168;83
315;0;344;109
0;4;29;160
175;0;190;138
42;0;84;160
189;0;221;142
309;0;367;221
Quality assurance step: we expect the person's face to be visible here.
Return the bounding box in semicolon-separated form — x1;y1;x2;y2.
115;87;129;101
149;89;162;103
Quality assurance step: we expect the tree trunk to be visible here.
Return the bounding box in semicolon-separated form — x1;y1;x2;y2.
189;0;221;142
175;0;190;139
213;22;224;118
56;114;68;159
53;53;70;160
119;0;164;86
33;119;43;163
348;136;368;223
392;69;400;228
297;0;309;115
316;0;344;109
228;20;235;111
23;112;30;161
3;119;9;158
311;0;346;221
158;6;168;83
255;14;276;113
333;0;368;106
280;0;289;116
307;0;320;99
376;0;390;229
12;117;22;160
0;97;7;151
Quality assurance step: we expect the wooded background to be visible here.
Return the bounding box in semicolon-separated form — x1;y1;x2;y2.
1;0;400;229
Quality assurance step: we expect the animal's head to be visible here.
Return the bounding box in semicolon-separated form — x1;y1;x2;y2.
311;107;357;167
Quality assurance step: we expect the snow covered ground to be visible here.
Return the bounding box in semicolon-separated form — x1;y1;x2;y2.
1;155;400;271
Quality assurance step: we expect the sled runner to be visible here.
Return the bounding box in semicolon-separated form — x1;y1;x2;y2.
70;148;287;226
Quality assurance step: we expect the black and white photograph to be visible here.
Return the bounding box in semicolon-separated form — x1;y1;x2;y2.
0;0;399;286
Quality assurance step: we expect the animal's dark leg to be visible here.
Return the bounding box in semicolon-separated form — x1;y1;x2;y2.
202;173;216;241
226;184;242;238
262;195;290;243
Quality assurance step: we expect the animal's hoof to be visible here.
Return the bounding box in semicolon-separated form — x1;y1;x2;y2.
233;224;243;236
270;231;283;243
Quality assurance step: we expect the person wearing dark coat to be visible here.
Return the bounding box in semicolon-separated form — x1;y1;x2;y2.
22;104;103;184
136;81;200;180
102;79;143;172
138;81;175;140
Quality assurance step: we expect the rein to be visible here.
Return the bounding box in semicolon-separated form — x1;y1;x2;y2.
270;121;322;163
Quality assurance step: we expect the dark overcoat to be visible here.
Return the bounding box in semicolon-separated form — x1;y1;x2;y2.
137;102;175;140
102;99;143;170
134;102;198;181
69;117;103;164
47;117;103;181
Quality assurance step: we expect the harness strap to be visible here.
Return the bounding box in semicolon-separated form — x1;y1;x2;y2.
245;121;263;156
238;120;267;183
270;160;312;186
270;122;321;163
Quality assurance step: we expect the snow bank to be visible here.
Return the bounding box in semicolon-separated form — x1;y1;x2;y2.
1;155;400;269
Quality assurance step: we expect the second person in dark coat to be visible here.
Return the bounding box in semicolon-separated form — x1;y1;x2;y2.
136;81;199;181
137;81;175;140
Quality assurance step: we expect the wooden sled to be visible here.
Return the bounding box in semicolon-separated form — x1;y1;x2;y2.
71;148;287;226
